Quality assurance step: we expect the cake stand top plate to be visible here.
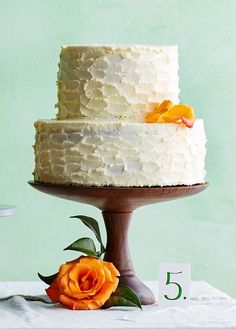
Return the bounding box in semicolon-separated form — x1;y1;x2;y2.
0;205;16;217
28;181;208;212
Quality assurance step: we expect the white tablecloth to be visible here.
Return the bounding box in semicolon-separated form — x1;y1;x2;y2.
0;281;236;328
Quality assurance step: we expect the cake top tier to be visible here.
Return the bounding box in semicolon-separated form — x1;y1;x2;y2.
56;45;179;122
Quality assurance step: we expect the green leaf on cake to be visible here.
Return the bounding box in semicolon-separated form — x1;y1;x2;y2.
64;237;97;257
102;285;142;309
70;215;106;255
38;272;58;285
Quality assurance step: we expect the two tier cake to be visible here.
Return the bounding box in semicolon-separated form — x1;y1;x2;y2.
34;45;206;186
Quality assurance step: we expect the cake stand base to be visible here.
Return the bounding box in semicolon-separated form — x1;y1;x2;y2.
29;182;208;305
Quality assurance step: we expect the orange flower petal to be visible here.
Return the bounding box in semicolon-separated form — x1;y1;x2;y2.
93;278;119;306
45;279;60;302
46;256;119;310
145;100;196;128
181;116;195;128
102;260;120;278
87;300;101;310
57;263;73;280
157;100;173;114
160;104;195;121
69;263;89;283
60;294;91;310
145;100;173;122
159;104;195;128
145;112;162;123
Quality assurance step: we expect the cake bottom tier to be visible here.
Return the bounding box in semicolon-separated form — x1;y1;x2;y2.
34;119;206;187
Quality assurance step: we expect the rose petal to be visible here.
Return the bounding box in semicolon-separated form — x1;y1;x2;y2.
160;104;195;122
145;112;162;123
49;257;119;310
58;272;78;298
145;100;196;128
59;294;90;310
69;263;89;283
87;300;100;310
58;263;73;278
181;116;195;128
102;261;120;278
92;279;119;306
157;100;173;114
46;279;60;302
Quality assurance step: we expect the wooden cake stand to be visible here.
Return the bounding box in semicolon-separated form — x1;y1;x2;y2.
28;181;208;305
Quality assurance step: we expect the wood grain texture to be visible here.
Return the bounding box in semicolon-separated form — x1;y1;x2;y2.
28;181;208;304
28;182;208;212
103;211;155;304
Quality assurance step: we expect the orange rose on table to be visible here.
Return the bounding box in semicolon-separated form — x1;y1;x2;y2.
46;256;119;310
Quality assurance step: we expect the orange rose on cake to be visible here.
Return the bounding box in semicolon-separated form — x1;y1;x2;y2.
145;100;196;128
46;256;119;310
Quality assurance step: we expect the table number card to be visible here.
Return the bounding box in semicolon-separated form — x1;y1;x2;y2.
158;262;191;308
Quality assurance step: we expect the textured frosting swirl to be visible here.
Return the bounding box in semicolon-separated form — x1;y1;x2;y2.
56;45;179;121
34;119;206;187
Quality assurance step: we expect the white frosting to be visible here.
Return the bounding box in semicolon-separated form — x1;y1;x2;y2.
33;44;206;187
57;45;179;121
34;119;206;187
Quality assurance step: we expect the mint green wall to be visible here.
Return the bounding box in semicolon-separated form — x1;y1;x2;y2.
0;0;236;297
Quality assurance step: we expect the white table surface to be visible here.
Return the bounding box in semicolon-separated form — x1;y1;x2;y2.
0;281;236;329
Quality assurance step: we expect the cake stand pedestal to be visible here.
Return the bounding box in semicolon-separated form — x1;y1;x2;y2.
28;182;208;305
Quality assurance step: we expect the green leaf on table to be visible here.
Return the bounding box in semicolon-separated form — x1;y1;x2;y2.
70;215;106;254
64;237;97;256
102;285;142;309
38;272;58;285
